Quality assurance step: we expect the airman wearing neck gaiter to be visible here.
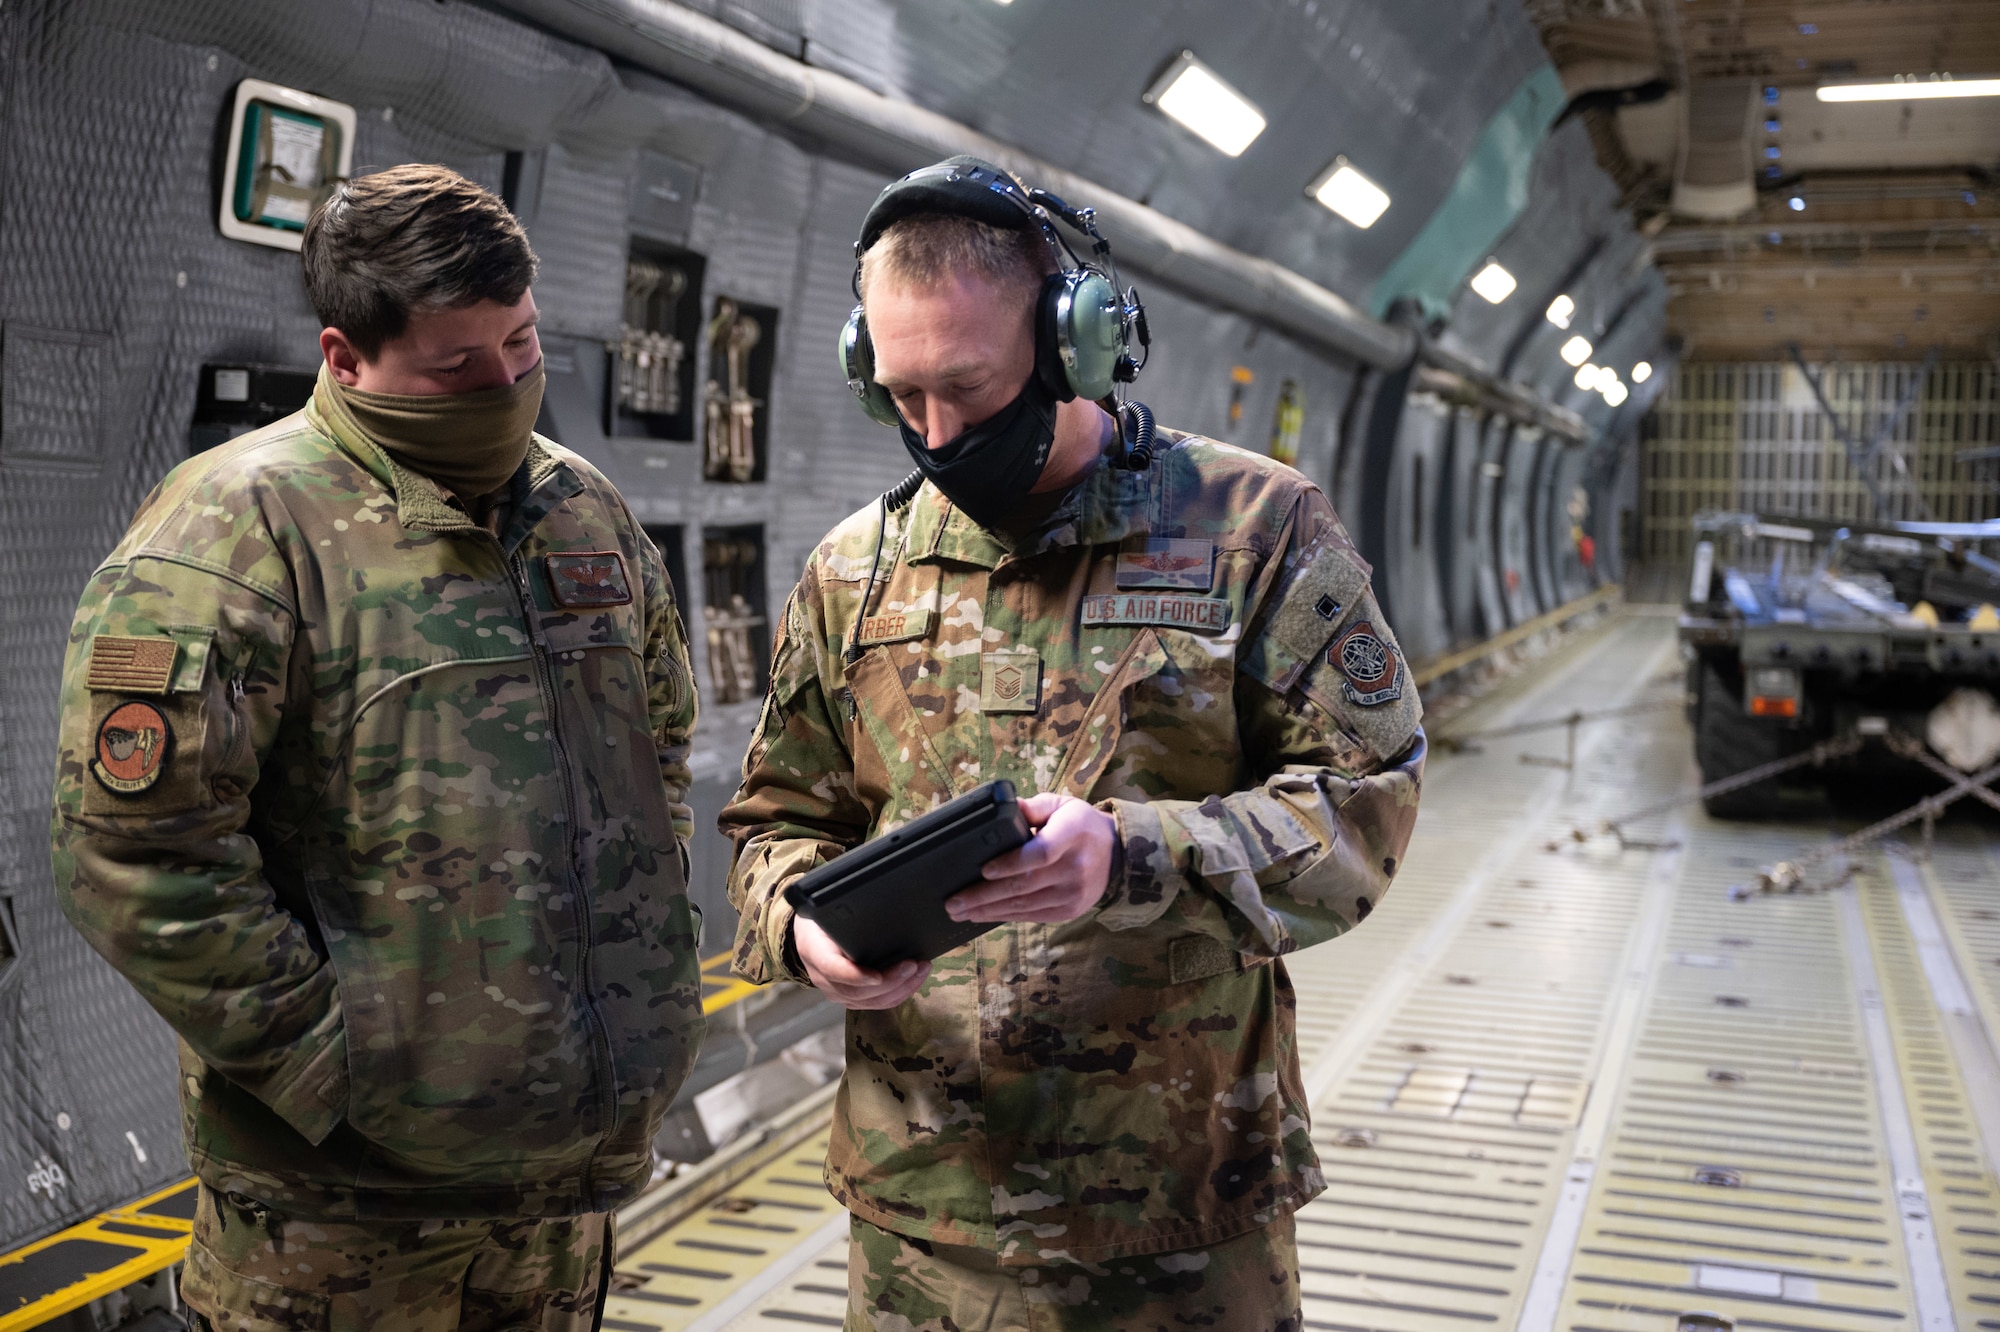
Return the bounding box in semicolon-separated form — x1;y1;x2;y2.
51;164;705;1332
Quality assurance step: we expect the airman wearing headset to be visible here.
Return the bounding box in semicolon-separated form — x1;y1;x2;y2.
720;156;1427;1330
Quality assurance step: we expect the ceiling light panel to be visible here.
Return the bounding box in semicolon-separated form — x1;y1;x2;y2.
1575;364;1602;390
1546;294;1575;329
1559;335;1593;366
1631;361;1653;384
1144;52;1267;157
1469;262;1517;304
1603;380;1629;407
1308;158;1391;228
1817;76;2000;102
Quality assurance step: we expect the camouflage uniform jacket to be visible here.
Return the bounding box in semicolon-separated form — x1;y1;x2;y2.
50;371;705;1220
721;430;1425;1263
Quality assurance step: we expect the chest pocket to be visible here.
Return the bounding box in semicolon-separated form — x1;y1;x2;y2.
1056;628;1170;798
539;606;640;656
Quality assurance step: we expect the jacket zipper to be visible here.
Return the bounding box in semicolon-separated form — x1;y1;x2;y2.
509;549;617;1199
218;672;252;778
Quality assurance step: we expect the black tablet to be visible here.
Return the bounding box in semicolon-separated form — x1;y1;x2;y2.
783;780;1032;970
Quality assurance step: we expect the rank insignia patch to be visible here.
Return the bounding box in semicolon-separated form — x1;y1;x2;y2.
546;552;632;607
979;652;1040;713
1116;538;1215;590
86;635;177;694
92;700;171;795
1331;620;1403;707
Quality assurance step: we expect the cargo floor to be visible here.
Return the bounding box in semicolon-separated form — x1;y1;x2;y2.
599;610;2000;1332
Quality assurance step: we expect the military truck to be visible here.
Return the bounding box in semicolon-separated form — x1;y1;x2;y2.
1678;510;2000;816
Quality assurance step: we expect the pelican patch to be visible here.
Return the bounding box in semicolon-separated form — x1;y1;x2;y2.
1331;621;1402;707
1116;539;1215;590
546;552;632;607
92;701;171;795
979;652;1040;713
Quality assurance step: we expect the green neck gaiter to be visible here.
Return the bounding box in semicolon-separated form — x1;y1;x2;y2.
328;361;545;500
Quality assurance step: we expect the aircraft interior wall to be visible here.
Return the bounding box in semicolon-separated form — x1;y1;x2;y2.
0;0;1650;1252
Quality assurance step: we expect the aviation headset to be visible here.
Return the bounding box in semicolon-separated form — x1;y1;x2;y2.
838;155;1154;465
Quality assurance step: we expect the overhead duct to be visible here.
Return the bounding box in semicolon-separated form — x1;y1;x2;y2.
1417;345;1590;444
1673;78;1757;219
486;0;1415;370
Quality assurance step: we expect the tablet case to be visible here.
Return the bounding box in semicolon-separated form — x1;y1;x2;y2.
784;779;1032;970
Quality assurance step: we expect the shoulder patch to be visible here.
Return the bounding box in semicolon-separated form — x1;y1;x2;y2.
1300;605;1422;761
1331;621;1403;707
92;700;172;795
546;551;632;607
86;635;177;695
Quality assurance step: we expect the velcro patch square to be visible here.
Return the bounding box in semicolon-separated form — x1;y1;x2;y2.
546;552;632;607
978;651;1040;713
86;635;177;694
1116;538;1215;590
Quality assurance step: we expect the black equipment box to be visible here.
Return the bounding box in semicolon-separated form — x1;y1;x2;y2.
784;780;1031;970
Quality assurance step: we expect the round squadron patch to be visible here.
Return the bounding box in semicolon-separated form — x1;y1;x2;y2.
92;701;171;795
1332;621;1403;707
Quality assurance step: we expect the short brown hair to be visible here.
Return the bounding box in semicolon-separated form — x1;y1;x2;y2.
302;164;538;358
858;213;1055;309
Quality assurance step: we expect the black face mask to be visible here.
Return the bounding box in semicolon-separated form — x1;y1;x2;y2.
898;375;1059;530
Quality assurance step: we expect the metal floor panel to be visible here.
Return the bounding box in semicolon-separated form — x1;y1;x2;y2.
592;612;2000;1332
606;1126;846;1332
1297;614;1692;1330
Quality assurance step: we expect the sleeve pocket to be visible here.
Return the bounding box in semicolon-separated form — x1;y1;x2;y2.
1241;534;1372;696
1298;594;1423;763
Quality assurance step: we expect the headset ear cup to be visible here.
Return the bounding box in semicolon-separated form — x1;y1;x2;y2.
839;305;902;427
1056;270;1123;401
1034;272;1076;403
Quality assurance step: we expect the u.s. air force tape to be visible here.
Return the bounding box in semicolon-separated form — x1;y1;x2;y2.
1080;593;1230;634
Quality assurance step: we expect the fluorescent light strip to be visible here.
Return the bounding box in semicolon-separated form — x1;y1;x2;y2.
1308;159;1391;228
1470;262;1517;304
1145;53;1266;157
1818;77;2000;102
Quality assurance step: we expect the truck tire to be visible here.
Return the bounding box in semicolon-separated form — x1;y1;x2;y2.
1694;657;1787;819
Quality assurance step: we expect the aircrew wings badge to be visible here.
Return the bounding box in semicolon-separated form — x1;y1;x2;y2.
1331;620;1403;707
1116;538;1215;590
92;700;171;795
546;552;632;607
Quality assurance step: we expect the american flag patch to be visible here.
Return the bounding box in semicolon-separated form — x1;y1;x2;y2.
86;635;178;694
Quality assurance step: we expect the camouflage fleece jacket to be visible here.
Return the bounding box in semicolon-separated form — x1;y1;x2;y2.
50;370;705;1220
721;430;1425;1263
